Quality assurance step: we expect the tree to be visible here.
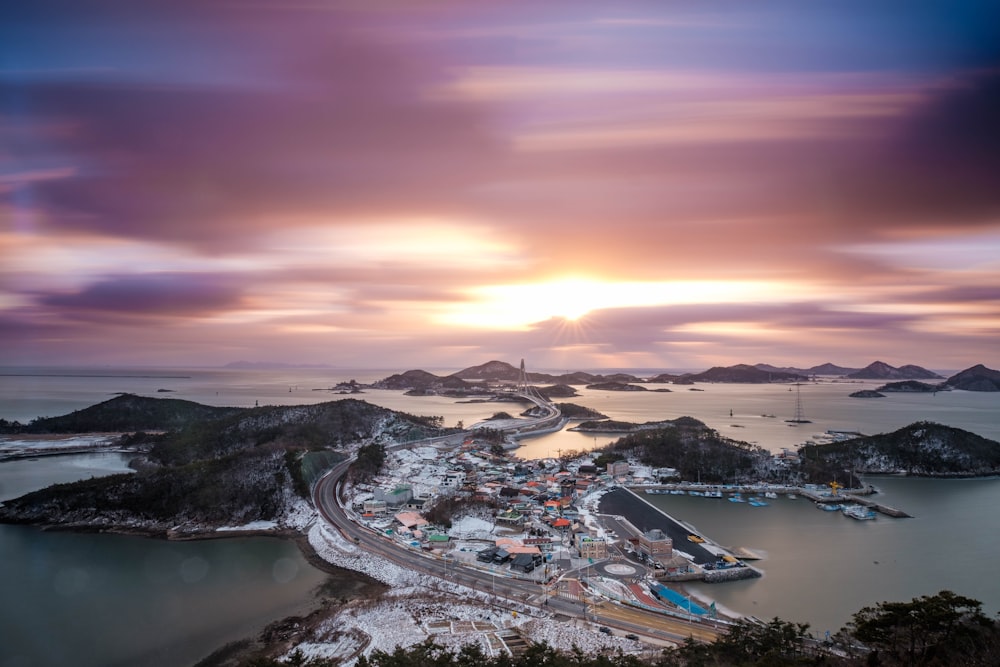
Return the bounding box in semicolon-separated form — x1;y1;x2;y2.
712;617;812;665
349;443;386;483
847;590;997;666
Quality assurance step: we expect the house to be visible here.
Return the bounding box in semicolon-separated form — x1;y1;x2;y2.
510;553;536;573
496;509;526;527
426;533;450;548
405;497;429;511
394;511;429;531
552;517;572;530
477;546;499;563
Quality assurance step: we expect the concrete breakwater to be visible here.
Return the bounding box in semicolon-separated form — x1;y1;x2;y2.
703;567;761;583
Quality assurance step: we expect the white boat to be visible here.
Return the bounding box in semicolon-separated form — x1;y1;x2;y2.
842;505;876;521
764;491;778;499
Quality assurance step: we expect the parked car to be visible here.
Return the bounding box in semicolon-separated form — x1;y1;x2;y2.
625;633;639;641
599;626;611;635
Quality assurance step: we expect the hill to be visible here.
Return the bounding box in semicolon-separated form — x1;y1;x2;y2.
754;362;859;376
0;397;451;531
601;417;769;483
394;360;642;386
847;361;943;380
686;364;805;383
373;369;473;391
875;380;939;393
943;364;1000;392
0;394;242;434
585;381;647;391
799;422;1000;476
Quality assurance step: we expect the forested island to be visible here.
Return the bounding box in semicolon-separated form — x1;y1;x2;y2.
0;394;451;532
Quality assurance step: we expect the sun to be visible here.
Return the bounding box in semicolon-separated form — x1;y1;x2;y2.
536;278;602;321
438;276;805;330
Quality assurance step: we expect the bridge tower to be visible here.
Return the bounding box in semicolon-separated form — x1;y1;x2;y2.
517;358;529;394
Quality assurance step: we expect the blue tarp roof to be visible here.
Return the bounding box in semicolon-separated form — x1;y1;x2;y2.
650;584;707;615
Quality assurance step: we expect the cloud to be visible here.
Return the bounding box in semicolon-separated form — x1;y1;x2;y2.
4;9;505;249
39;273;245;318
823;70;1000;231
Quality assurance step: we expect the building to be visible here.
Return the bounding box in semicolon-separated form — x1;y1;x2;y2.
375;485;413;508
578;537;608;561
362;499;387;516
636;528;673;563
607;461;629;477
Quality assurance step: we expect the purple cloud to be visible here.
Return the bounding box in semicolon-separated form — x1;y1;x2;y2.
40;273;244;317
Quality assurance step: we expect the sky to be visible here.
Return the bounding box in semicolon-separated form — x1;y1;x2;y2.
2;1;999;371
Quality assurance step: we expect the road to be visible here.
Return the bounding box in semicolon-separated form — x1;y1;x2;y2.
311;393;723;646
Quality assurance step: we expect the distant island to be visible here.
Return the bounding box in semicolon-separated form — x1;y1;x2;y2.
875;380;940;393
849;389;885;398
941;364;1000;392
846;361;943;380
358;360;996;392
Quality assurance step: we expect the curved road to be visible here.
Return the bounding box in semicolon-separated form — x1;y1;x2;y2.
311;394;722;645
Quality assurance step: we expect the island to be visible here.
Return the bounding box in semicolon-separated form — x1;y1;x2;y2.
849;390;885;398
4;385;1000;666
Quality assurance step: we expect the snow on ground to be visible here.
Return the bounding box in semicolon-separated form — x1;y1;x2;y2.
448;515;497;540
283;589;645;666
298;512;654;665
216;520;278;532
283;496;319;531
0;434;117;454
311;523;403;586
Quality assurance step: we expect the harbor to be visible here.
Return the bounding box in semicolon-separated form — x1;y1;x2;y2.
597;487;763;584
639;482;911;518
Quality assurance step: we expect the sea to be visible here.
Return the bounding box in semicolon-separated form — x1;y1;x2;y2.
1;366;998;662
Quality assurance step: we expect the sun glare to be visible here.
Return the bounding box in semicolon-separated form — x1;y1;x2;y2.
440;277;801;329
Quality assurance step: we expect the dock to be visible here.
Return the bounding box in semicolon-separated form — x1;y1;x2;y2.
639;482;911;519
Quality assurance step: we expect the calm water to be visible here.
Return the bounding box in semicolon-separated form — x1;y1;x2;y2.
652;476;1000;634
1;366;998;654
0;455;338;667
3;367;997;456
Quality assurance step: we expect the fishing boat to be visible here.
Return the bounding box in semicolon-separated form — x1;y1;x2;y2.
764;491;778;499
816;503;841;511
748;498;769;507
842;504;876;521
728;494;746;503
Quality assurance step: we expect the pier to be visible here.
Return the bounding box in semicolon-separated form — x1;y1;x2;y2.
638;482;912;518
